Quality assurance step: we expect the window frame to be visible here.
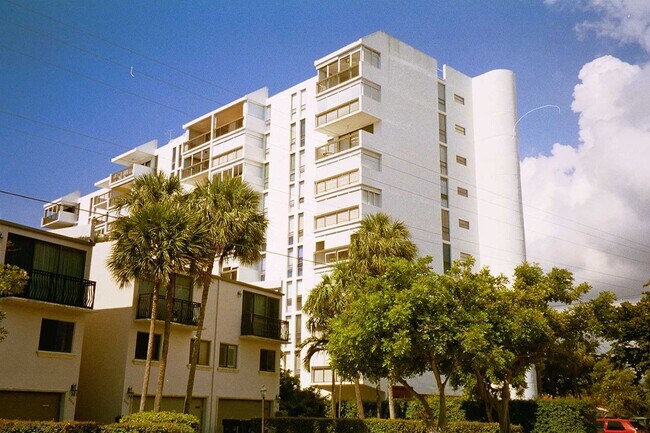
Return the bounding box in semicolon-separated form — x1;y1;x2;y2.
38;319;75;353
218;343;237;369
259;349;276;372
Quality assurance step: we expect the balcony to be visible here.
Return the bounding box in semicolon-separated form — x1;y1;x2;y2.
314;245;349;268
109;164;154;188
183;131;211;153
42;204;78;229
240;313;289;342
316;130;360;161
317;64;360;94
1;269;95;309
136;293;201;326
181;160;209;181
214;117;244;140
315;83;380;136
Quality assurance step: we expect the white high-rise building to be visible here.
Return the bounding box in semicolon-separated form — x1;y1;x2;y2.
43;31;526;399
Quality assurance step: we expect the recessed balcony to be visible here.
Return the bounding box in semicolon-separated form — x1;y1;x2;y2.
314;245;349;268
240;313;289;342
1;269;95;309
136;293;201;326
315;83;380;136
110;164;154;189
183;102;245;153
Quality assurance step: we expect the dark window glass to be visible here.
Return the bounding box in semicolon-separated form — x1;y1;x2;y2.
218;343;237;368
190;339;211;366
6;234;85;278
260;349;276;372
443;244;451;273
607;421;625;431
39;319;74;352
242;292;280;319
135;332;161;360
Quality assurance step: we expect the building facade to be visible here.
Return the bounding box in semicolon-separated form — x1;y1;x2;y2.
42;32;527;397
0;220;95;421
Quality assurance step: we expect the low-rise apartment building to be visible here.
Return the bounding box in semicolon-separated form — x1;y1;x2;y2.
0;220;95;421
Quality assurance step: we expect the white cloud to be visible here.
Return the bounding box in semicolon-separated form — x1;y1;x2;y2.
573;0;650;52
521;55;650;300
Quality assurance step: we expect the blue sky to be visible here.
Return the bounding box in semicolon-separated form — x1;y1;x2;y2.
0;0;648;298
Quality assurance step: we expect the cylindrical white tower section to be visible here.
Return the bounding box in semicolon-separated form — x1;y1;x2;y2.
472;70;526;277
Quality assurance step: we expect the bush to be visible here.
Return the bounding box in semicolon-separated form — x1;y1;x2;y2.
119;412;199;433
528;399;597;433
101;423;193;433
0;419;98;433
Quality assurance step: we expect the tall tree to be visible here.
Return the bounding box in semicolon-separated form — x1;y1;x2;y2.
183;177;267;413
0;264;29;342
108;173;196;412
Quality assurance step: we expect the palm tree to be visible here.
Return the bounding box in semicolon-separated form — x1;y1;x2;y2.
107;172;196;412
183;177;267;413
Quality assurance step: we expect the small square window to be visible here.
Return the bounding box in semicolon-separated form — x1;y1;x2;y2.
189;339;211;366
260;349;276;372
457;187;468;197
454;125;466;135
456;155;467;166
219;343;237;368
460;252;472;260
135;331;161;360
459;219;470;230
39;319;74;353
454;94;465;105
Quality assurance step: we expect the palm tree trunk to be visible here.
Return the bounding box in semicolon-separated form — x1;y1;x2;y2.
388;377;396;419
139;282;160;412
184;261;215;413
353;374;365;419
154;279;175;411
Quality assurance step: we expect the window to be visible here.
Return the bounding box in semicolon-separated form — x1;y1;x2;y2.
260;349;276;372
443;244;451;273
440;145;448;175
287;296;293;310
300;89;306;114
190;339;211;366
297;213;304;243
315;170;359;195
362;189;381;207
438;82;446;112
290;93;297;119
459;219;470;229
607;422;625;431
287;248;294;278
213;147;243;167
362;151;381;171
316;99;359;126
297;295;303;310
454;94;465;105
439;113;447;143
39;319;74;353
290;123;296;151
263;163;269;189
213;163;243;181
182;149;210;179
218;343;237;368
264;134;270;157
265;105;271;130
455;124;466;135
288;216;295;245
260;255;266;281
456;155;467;166
317;49;362;93
441;210;450;242
312;367;334;384
300;119;305;147
295;314;302;345
6;234;86;279
289;185;295;209
440;177;449;208
315;207;360;229
297;246;303;277
363;47;380;68
222;267;238;280
135;331;161;360
457;187;468;197
286;282;293;310
299;150;305;178
460;252;472;260
298;181;304;205
294;351;301;375
362;82;381;102
289;153;296;181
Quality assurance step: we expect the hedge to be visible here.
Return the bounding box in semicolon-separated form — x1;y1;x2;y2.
100;423;193;433
119;412;200;433
244;418;523;433
0;420;98;433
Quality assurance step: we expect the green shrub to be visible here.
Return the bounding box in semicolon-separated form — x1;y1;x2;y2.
119;412;199;433
0;419;98;433
528;399;597;433
101;422;192;433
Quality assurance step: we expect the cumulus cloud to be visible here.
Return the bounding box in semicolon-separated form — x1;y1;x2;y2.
563;0;650;51
521;55;650;300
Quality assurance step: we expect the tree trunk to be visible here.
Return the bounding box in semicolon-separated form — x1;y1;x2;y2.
331;369;336;419
475;370;494;422
387;377;396;419
496;379;511;433
139;281;160;412
375;382;381;419
399;378;437;433
432;361;448;431
353;375;365;419
154;279;175;411
184;261;215;413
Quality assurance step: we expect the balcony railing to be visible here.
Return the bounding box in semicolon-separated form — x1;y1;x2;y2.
316;131;360;160
181;160;209;180
136;293;200;326
241;313;289;341
214;117;244;140
317;64;360;94
2;269;95;309
110;165;134;184
183;131;211;153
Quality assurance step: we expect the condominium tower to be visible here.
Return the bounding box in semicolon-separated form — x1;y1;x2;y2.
42;31;527;398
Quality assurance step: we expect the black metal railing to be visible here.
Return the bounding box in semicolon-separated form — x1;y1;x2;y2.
241;313;289;341
3;269;96;309
136;293;201;326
